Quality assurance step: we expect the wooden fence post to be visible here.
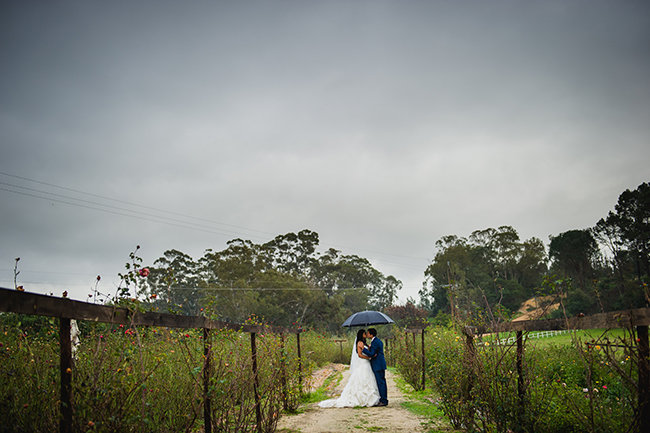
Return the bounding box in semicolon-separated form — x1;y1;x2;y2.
203;328;212;433
59;317;72;433
516;331;525;402
421;329;426;390
463;328;476;426
250;332;262;433
280;333;288;410
385;337;390;365
638;325;649;433
296;331;303;394
516;330;526;431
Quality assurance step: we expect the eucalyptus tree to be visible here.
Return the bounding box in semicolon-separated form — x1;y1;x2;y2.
548;229;598;290
147;249;205;315
421;228;547;319
605;182;650;279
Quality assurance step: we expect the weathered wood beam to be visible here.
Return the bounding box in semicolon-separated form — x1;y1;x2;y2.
0;287;299;334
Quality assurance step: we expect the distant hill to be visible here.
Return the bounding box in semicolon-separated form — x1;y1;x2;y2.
513;294;564;322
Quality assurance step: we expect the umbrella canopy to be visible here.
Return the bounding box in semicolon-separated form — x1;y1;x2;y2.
341;310;395;327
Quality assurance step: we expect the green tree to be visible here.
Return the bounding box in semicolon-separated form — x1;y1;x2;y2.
548;229;598;290
262;229;319;276
606;182;650;279
421;228;547;320
147;249;204;315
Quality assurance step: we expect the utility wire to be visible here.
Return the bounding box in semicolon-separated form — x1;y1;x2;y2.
0;181;251;238
0;170;273;237
0;170;430;269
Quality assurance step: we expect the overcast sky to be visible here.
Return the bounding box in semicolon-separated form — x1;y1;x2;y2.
1;0;649;304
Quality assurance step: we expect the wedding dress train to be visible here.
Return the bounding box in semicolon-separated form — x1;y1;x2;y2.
318;339;380;408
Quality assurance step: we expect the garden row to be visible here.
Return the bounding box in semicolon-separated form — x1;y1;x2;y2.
0;287;339;433
389;308;650;433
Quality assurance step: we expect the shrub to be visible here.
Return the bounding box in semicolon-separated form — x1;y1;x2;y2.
0;318;312;433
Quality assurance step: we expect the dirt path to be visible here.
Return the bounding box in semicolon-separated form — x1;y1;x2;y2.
277;366;429;433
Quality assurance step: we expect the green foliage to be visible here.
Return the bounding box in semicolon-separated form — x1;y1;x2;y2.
0;317;344;433
549;229;599;291
406;325;638;433
144;229;401;331
420;227;548;320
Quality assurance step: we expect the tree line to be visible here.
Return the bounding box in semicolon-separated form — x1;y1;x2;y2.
418;181;650;322
144;230;400;332
143;182;649;330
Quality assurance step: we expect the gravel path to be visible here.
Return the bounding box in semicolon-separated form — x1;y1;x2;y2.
277;365;429;433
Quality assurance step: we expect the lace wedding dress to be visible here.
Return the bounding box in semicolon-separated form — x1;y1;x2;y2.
318;339;380;408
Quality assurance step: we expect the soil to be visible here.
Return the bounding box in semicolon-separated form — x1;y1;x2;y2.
513;294;563;321
277;364;431;433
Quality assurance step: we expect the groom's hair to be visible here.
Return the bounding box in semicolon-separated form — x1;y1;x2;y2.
368;328;377;337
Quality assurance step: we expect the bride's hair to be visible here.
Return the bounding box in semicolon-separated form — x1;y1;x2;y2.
356;329;366;345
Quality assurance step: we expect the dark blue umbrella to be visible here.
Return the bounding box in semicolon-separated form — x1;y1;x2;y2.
341;310;395;327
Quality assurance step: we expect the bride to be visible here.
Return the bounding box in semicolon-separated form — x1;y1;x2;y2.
318;329;380;408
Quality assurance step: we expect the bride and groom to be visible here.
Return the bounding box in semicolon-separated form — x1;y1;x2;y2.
318;328;389;408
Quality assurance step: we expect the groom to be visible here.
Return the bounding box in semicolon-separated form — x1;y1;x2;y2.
362;328;388;406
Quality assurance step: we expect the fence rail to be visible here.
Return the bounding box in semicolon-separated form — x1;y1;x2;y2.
402;306;650;433
494;329;569;345
0;287;303;433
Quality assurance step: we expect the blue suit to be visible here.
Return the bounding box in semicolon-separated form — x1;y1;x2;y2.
362;337;388;405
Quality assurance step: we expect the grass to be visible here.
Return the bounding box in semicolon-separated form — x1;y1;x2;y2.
286;367;344;411
390;368;463;433
482;328;629;348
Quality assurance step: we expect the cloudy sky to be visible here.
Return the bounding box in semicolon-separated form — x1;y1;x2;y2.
1;0;649;303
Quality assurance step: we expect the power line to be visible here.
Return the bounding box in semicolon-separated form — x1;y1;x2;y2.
0;185;247;238
0;170;431;272
0;170;274;237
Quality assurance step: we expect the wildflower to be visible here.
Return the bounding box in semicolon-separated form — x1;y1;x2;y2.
603;385;607;389
583;388;589;393
595;345;601;350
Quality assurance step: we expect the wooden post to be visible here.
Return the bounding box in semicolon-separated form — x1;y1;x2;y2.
296;331;303;394
385;337;390;365
59;317;72;433
203;328;212;433
638;325;649;433
421;329;426;390
516;330;525;431
463;329;476;426
516;331;524;400
280;333;288;410
250;332;262;433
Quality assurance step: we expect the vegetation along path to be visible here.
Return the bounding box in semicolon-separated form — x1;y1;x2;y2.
277;365;435;433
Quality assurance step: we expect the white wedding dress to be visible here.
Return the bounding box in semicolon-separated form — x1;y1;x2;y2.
318;339;380;408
